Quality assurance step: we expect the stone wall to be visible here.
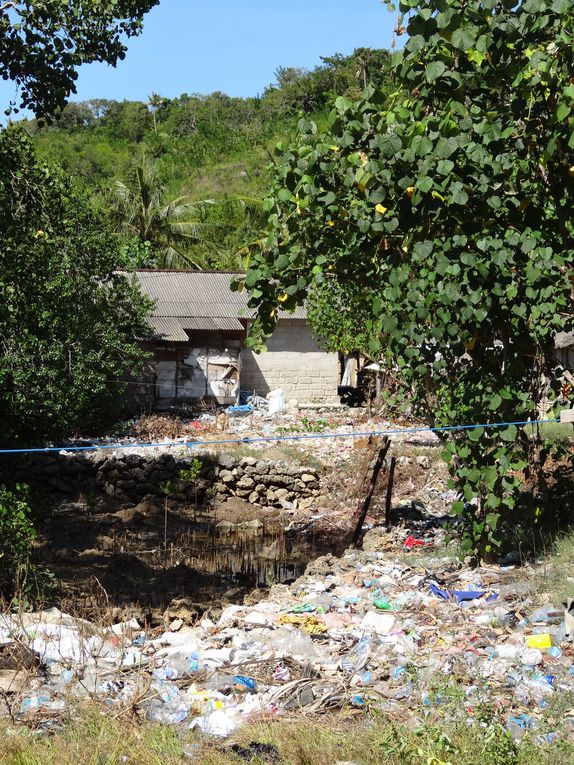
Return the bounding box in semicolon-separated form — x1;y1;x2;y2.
241;319;340;404
11;450;323;510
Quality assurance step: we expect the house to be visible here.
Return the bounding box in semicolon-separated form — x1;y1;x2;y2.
130;269;341;410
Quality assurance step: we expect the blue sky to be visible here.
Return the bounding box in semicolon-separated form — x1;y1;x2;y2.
0;0;396;114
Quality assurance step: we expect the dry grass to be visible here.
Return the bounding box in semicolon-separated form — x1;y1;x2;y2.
0;704;183;765
2;705;573;765
534;530;574;606
213;443;324;471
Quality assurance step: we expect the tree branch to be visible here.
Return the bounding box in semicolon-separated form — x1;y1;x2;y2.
0;2;19;14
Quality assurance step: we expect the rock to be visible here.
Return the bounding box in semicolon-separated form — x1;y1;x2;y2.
217;454;237;470
163;598;199;624
236;475;255;489
115;497;161;523
248;492;260;504
133;482;162;496
239;519;263;530
49;478;73;493
220;470;235;484
416;455;431;469
117;479;136;491
315;495;330;508
216;520;235;533
239;456;257;467
274;488;289;500
301;473;317;483
298;497;314;511
362;527;393;552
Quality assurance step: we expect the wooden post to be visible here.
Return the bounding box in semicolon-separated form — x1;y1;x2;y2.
351;437;390;547
384;456;396;526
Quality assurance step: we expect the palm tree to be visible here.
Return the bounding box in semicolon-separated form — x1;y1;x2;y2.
110;155;214;269
146;92;166;135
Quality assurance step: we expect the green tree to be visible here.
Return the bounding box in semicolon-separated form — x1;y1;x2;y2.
109;154;215;269
240;0;574;558
0;129;152;442
0;0;159;117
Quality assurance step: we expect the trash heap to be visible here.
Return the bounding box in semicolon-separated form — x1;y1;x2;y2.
1;549;573;741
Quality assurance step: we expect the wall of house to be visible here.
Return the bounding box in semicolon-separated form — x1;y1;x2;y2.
240;319;340;404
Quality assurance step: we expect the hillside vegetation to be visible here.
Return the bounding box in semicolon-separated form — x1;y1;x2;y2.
21;48;391;269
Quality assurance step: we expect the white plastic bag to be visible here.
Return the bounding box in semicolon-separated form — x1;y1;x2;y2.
266;388;286;415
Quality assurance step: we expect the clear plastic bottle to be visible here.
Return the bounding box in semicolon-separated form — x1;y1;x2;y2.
340;636;370;673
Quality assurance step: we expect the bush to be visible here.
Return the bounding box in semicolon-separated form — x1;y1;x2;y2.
0;484;36;599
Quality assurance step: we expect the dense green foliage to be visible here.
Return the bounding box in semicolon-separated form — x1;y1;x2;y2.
241;0;574;557
0;0;159;117
0;484;35;599
0;129;152;443
109;154;217;268
20;48;392;269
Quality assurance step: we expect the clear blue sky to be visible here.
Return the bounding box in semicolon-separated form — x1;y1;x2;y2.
0;0;396;114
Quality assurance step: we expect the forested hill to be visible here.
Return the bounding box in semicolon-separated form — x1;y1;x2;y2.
20;48;391;271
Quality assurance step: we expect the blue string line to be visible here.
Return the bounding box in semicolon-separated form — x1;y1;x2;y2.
0;418;561;456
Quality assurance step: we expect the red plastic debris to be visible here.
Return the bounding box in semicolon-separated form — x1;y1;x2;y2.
403;535;433;550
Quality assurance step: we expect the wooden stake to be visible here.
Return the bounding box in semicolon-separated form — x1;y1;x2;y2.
351;437;390;547
384;455;396;526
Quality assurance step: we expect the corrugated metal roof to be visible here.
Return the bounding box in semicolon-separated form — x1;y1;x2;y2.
183;317;244;332
556;332;574;349
148;317;189;342
130;270;307;321
148;315;244;341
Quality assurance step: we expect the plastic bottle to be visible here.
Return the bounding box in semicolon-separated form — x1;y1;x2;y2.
340;636;370;673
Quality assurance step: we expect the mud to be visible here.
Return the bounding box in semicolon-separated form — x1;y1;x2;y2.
32;493;348;623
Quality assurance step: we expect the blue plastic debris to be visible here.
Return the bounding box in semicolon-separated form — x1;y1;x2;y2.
429;582;498;604
227;404;253;416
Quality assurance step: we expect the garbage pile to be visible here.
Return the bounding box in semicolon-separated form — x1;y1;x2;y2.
1;549;573;741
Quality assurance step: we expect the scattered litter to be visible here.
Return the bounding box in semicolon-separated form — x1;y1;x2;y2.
2;544;574;744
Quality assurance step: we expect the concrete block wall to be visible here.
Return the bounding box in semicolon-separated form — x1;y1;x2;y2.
240;319;340;403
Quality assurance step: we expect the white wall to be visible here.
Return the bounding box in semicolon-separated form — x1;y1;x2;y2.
241;319;340;404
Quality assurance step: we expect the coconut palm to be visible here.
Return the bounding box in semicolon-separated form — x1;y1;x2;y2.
110;154;214;269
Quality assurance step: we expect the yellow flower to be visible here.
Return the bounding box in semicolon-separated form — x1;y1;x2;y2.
278;293;288;303
431;190;445;202
33;230;45;238
406;186;415;198
569;165;574;178
375;203;388;215
329;145;340;152
326;220;335;227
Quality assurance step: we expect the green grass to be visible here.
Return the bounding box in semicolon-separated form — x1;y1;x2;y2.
2;703;573;765
524;421;574;444
534;529;574;605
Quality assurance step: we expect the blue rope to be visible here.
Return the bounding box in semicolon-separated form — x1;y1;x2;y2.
0;418;561;456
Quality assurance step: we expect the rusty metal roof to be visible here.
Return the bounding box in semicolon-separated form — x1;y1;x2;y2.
130;270;307;321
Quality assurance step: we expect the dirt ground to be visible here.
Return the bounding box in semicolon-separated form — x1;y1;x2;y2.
29;439;450;624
